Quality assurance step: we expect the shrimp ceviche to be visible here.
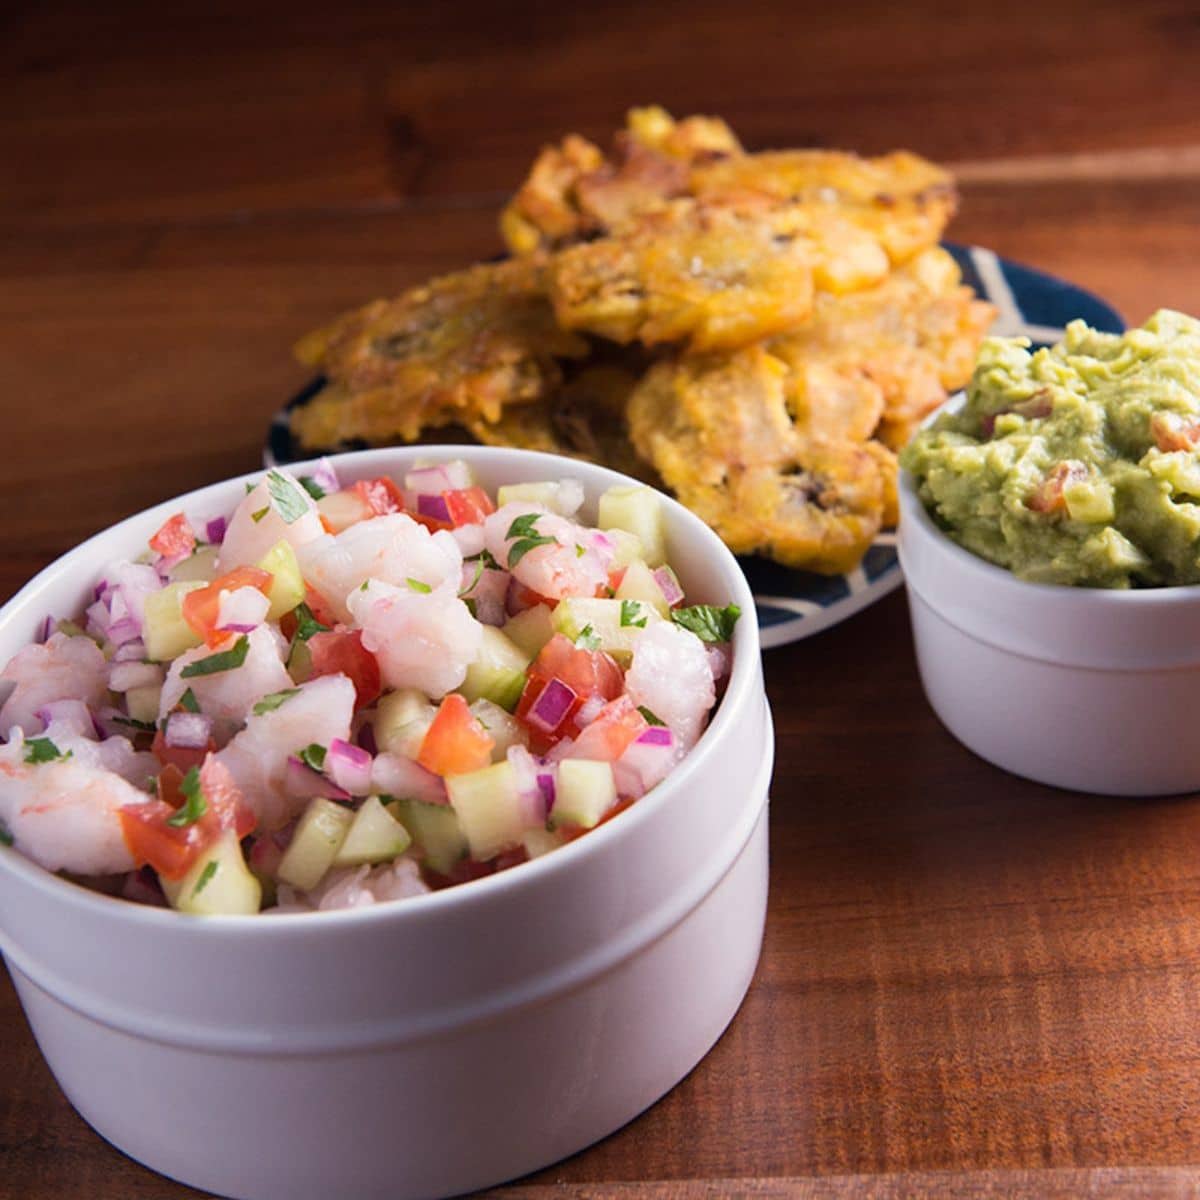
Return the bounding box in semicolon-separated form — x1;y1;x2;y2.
0;460;740;915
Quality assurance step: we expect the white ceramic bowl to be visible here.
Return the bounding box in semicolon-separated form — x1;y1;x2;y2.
0;446;772;1200
899;467;1200;796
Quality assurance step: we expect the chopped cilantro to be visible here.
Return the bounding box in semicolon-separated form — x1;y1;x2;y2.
298;743;327;772
474;548;500;569
670;603;741;644
575;543;585;558
407;577;432;594
267;470;310;524
179;688;201;713
298;475;326;501
244;481;255;495
112;715;157;733
166;767;208;827
575;624;601;651
620;599;647;628
24;737;70;765
637;705;666;726
253;687;301;716
250;506;270;524
0;820;12;847
291;602;329;643
505;513;556;567
192;859;219;897
180;634;250;678
463;597;478;618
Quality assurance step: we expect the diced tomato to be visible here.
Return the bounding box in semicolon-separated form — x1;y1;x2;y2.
407;510;453;533
442;486;496;527
307;628;382;709
506;579;557;614
149;512;196;560
1151;411;1200;452
417;693;495;777
304;585;338;628
120;757;255;881
1027;460;1088;514
608;567;627;592
567;694;648;762
525;634;624;702
151;728;216;773
181;566;273;644
353;477;405;516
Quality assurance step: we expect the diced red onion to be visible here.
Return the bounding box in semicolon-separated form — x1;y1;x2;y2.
164;710;213;750
705;642;730;682
507;745;547;825
326;737;373;795
613;728;678;799
217;585;270;631
106;616;143;648
34;699;94;739
417;493;451;524
108;661;163;693
93;581;112;603
405;462;471;495
85;600;111;638
637;725;673;747
536;771;557;815
505;573;542;617
652;566;685;607
527;678;577;734
284;756;351;802
114;562;164;626
35;615;53;644
356;720;378;756
574;694;606;728
371;752;447;806
122;868;166;907
205;516;228;544
112;639;148;663
310;457;341;497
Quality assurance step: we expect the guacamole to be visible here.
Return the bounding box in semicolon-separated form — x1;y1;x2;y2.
901;310;1200;587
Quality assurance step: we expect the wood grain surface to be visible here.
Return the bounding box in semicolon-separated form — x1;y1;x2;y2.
4;1;1200;1196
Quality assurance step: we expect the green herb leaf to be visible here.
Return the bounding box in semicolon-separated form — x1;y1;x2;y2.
474;548;500;569
267;470;310;525
506;513;542;540
192;859;219;897
407;577;432;594
244;481;256;495
179;688;201;713
24;737;69;765
575;624;601;651
253;687;301;716
637;705;666;726
505;513;557;568
463;597;478;618
167;766;208;827
250;506;270;524
670;603;742;644
620;599;647;628
298;743;327;772
575;543;585;558
509;535;556;568
291;602;329;644
112;715;157;733
0;819;13;847
298;475;326;501
180;634;250;678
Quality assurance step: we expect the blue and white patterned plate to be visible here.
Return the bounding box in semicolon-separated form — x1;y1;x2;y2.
265;244;1124;648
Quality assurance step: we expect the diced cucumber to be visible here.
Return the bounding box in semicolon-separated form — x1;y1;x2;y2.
255;539;306;620
161;833;262;916
168;545;219;584
605;528;645;570
501;604;556;659
460;626;530;712
551;596;661;666
496;479;582;515
469;699;527;760
142;581;205;662
332;795;412;867
445;761;527;861
277;798;354;892
598;485;667;566
375;689;438;757
522;826;568;859
614;559;671;617
550;759;617;829
1064;477;1116;524
125;684;162;726
388;797;468;874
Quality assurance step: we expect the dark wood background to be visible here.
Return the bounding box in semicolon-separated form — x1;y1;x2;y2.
5;1;1200;1195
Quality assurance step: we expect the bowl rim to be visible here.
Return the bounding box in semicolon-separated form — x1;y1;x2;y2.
0;444;763;934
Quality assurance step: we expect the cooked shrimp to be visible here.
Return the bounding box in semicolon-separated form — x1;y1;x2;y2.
0;732;152;874
625;621;715;751
347;579;482;698
0;633;108;737
158;625;292;739
483;503;610;600
217;469;325;573
216;674;356;831
275;857;429;912
297;513;463;622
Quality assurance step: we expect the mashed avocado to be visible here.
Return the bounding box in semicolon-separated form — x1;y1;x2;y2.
901;310;1200;587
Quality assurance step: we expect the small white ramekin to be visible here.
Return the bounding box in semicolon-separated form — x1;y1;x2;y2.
0;446;772;1200
899;467;1200;796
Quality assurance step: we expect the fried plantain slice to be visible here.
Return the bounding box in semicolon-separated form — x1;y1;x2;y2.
550;194;889;352
627;347;886;573
290;259;589;450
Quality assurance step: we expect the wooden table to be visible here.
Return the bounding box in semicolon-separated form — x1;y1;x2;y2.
4;1;1200;1195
